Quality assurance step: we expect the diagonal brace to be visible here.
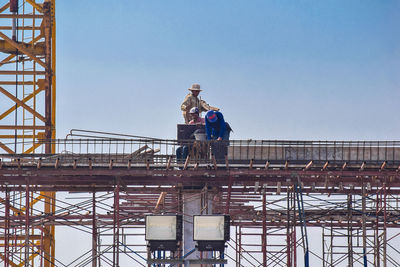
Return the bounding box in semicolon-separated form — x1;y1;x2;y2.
23;142;43;154
0;3;10;14
0;80;45;120
0;34;44;67
0;252;19;267
0;141;14;154
26;0;43;13
0;32;47;68
0;86;46;122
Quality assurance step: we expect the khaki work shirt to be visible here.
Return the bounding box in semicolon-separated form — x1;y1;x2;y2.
181;93;215;124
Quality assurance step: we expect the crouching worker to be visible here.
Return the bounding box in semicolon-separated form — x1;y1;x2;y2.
176;145;189;164
205;110;232;162
176;107;207;164
188;107;205;125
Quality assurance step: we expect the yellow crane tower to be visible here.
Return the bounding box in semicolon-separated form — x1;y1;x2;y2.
0;1;56;266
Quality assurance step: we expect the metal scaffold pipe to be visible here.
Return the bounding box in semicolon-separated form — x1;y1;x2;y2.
9;0;18;41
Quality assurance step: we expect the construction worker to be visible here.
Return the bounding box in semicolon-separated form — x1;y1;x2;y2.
205;110;230;141
180;83;219;124
205;110;232;163
188;107;205;125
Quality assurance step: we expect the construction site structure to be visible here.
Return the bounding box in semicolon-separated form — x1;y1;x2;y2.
0;1;56;266
0;137;399;266
0;0;55;154
1;1;400;267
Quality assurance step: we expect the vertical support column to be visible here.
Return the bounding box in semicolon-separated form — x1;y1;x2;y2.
201;185;208;215
347;194;353;266
113;183;120;267
295;180;309;267
200;188;205;267
177;189;183;267
50;0;56;152
50;192;56;267
322;229;325;267
92;191;97;267
43;191;55;267
287;185;296;267
225;176;233;214
287;188;291;267
235;226;238;267
375;187;381;267
362;181;367;267
262;189;267;267
293;188;297;267
4;189;10;267
238;226;242;267
383;183;387;267
25;180;30;267
43;0;52;148
40;226;44;267
43;2;55;267
330;223;333;267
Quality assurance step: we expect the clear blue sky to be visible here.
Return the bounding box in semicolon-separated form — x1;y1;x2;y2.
56;0;400;141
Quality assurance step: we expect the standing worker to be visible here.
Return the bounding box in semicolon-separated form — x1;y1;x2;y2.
181;83;219;124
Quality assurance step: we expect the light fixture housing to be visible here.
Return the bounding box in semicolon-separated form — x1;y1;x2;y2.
145;215;182;252
193;215;230;252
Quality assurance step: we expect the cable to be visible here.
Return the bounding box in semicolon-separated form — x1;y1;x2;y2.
13;3;19;153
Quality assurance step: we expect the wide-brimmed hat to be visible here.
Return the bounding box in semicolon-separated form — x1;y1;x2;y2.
188;83;202;91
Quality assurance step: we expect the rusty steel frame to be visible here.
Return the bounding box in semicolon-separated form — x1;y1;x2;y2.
0;151;399;266
0;0;397;266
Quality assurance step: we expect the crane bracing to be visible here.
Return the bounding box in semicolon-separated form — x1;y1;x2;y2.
0;1;56;266
0;2;399;267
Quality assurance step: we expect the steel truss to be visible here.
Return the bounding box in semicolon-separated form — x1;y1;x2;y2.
0;0;55;154
0;1;56;266
0;139;400;266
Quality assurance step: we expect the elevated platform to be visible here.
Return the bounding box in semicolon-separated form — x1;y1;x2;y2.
2;139;400;164
0;139;399;191
228;140;400;164
0;139;399;266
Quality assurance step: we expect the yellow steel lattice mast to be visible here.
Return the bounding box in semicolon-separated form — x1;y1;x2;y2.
0;1;56;266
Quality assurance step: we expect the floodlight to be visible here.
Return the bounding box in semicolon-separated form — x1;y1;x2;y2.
193;215;230;252
145;215;182;252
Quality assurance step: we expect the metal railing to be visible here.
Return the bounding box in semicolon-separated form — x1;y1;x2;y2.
1;139;400;165
228;140;400;164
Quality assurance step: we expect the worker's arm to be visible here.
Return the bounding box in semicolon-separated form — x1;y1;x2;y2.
200;99;219;112
180;94;191;112
217;113;226;139
205;120;212;140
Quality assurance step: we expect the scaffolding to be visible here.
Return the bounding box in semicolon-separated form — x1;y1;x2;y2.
0;138;399;266
0;1;399;266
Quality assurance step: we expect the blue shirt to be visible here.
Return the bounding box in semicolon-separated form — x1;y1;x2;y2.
205;111;226;140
